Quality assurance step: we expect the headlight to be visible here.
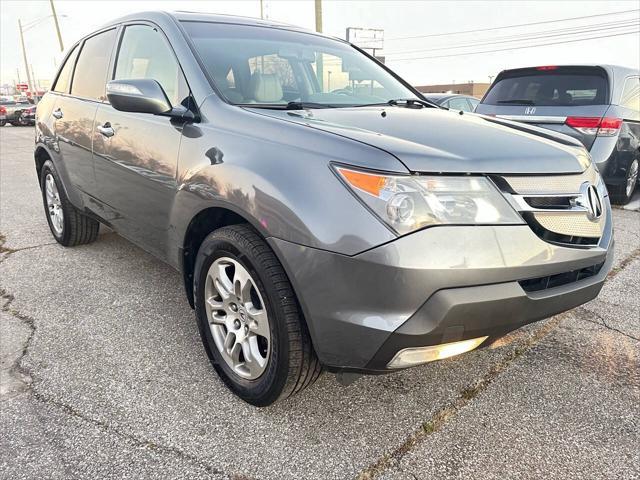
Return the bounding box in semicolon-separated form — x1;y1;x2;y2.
336;166;523;235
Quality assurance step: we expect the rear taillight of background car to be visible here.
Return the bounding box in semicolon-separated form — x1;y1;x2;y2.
0;106;6;115
565;116;622;137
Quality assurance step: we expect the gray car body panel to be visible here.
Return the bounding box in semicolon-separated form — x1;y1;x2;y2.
251;106;590;174
35;11;615;372
270;203;611;368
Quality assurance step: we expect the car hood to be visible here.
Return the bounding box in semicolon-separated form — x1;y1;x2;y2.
247;106;590;174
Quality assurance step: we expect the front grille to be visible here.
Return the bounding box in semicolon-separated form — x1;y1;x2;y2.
525;196;571;209
519;262;604;292
496;165;605;246
502;167;598;195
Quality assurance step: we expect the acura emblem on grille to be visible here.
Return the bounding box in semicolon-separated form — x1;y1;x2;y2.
524;106;536;114
575;182;603;221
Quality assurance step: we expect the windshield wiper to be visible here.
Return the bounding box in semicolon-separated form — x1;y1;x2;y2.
497;99;535;105
388;98;440;108
351;98;441;109
236;102;334;110
285;101;336;110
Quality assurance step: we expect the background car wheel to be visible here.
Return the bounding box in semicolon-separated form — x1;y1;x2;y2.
610;158;638;205
194;224;321;406
40;160;100;246
0;120;6;127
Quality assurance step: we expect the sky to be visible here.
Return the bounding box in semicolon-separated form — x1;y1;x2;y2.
1;0;638;88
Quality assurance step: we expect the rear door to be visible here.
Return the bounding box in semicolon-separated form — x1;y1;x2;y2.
92;23;190;259
476;66;611;150
54;28;117;195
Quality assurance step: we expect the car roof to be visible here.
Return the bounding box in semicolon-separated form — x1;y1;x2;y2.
100;10;343;42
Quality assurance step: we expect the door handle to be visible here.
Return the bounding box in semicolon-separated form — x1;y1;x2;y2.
52;108;63;119
97;122;115;138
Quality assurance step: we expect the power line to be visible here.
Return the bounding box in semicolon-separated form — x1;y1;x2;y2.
384;19;639;56
386;30;639;62
380;8;639;41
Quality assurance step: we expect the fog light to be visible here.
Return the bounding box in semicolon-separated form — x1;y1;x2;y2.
387;336;488;369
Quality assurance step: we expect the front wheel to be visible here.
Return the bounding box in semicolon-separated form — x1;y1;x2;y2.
610;158;638;205
194;225;321;406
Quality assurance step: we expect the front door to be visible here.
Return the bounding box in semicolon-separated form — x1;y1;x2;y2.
92;24;191;259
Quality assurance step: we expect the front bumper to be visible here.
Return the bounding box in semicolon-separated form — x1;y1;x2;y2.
269;208;613;372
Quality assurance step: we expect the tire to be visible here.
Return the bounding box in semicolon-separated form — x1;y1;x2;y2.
0;120;6;127
40;160;100;246
610;158;639;205
194;224;321;406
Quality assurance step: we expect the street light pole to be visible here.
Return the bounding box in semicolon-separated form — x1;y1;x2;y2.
18;19;35;99
49;0;64;51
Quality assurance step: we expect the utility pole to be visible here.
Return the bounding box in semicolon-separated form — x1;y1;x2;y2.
259;0;264;19
49;0;64;51
18;19;35;99
314;0;323;89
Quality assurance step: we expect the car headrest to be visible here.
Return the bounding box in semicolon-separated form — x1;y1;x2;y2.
250;73;283;103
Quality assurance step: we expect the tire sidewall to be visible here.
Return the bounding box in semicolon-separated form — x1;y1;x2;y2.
194;231;289;405
40;160;71;244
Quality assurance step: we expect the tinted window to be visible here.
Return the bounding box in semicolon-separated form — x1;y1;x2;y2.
182;22;417;106
114;25;188;107
52;45;79;93
620;76;640;111
447;97;471;111
72;29;116;100
483;69;608;106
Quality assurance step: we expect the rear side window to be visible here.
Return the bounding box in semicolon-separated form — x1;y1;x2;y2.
114;24;189;107
52;45;78;93
71;29;116;101
483;68;609;106
620;76;640;111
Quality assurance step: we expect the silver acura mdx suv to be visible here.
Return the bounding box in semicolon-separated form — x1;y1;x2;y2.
35;11;613;405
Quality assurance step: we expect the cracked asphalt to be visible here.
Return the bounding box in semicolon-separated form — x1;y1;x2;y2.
1;125;639;479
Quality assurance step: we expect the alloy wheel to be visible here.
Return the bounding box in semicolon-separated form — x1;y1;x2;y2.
45;173;64;235
204;257;271;379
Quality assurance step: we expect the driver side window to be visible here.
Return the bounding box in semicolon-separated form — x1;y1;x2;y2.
114;24;189;107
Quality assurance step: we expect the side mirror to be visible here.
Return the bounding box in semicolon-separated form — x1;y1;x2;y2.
106;79;172;115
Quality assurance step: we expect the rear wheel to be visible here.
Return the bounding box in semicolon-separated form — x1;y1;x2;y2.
0;120;6;127
194;225;321;406
40;160;100;246
610;158;638;205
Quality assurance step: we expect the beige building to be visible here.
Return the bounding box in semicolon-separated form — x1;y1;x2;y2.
414;82;491;98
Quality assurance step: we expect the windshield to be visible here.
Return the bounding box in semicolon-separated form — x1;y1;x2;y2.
483;68;609;107
182;22;418;107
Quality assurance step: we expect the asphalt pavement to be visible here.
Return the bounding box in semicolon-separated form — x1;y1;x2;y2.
1;125;638;479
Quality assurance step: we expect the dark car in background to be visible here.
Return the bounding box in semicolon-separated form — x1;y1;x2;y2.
0;97;35;126
476;65;640;204
19;105;36;126
423;93;479;112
